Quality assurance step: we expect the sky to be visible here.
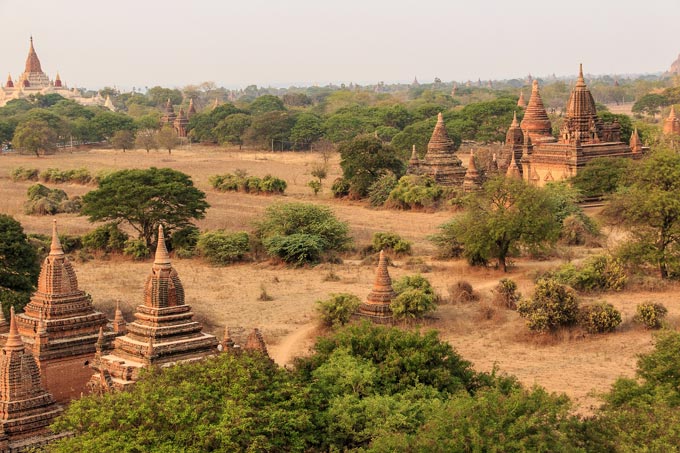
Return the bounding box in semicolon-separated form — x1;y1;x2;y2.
1;0;678;90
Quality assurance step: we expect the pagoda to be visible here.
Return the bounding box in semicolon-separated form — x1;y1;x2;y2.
516;65;635;186
160;99;177;127
503;111;524;175
0;308;65;451
663;105;680;136
462;151;482;191
187;98;197;118
15;221;114;404
517;91;526;108
406;145;421;175
174;108;189;137
90;226;219;392
356;251;396;324
243;328;270;357
418;113;466;186
16;37;50;89
630;128;644;154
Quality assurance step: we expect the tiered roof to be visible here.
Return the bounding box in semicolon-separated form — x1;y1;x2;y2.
5;74;13;88
24;37;42;74
160;99;177;126
520;80;553;142
174;107;189;137
420;113;466;186
356;251;396;324
17;37;50;89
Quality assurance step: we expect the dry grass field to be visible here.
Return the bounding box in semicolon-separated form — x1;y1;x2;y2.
1;145;678;413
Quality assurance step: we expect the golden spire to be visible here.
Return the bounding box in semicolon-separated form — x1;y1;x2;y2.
50;220;64;257
5;307;24;351
154;225;171;267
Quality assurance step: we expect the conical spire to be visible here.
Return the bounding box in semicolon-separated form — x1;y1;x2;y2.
188;98;196;117
367;251;396;303
576;63;585;86
95;327;104;353
511;111;519;127
506;151;522;179
24;36;43;74
517;91;526;108
463;151;481;192
630;128;642;153
5;73;13;88
50;220;64;257
154;225;171;267
5;308;24;351
426;112;454;154
113;301;126;334
669;105;677;120
520;80;553;141
54;72;62;88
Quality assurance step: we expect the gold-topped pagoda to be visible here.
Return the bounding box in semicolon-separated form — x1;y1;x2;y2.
90;226;219;392
416;113;466;186
15;221;114;404
356;251;396;324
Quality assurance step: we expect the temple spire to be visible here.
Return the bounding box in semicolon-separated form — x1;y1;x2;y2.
5;308;24;351
154;225;171;267
50;220;64;257
511;111;519;127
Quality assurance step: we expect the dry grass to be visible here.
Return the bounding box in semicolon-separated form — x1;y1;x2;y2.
1;146;679;413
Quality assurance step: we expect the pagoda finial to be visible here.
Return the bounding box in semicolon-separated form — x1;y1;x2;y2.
50;220;64;256
577;63;586;86
437;111;444;122
154;225;171;266
95;326;104;352
5;307;24;351
511;111;519;127
532;79;539;91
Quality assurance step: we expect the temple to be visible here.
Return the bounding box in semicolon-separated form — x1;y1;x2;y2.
462;151;482;191
663;105;680;136
356;251;396;324
90;226;219;392
0;309;65;451
15;221;114;404
411;113;466;186
504;65;637;186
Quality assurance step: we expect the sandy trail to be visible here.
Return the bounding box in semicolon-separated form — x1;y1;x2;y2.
269;322;319;367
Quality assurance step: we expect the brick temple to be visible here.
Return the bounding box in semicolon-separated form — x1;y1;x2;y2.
410;112;467;186
356;251;396;324
663;105;680;136
90;226;219;392
15;221;114;404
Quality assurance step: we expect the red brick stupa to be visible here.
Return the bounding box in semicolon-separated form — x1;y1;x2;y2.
419;113;466;186
356;251;396;324
520;80;554;143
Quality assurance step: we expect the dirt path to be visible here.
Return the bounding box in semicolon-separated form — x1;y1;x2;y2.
269;322;319;367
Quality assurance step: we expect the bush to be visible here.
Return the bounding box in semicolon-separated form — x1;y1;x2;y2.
448;280;477;303
10;167;39;182
196;231;250;265
316;293;362;328
385;175;444;210
170;225;200;252
40;168;93;184
517;279;579;332
494;278;521;309
634;303;668;329
24;184;79;215
393;274;435;297
560;214;600;246
579;302;622;333
551;254;627;292
371;232;412;255
307;180;322;195
123;238;150;260
82;223;129;253
264;233;324;266
429;221;465;260
331;177;350;198
209;172;286;195
391;289;437;320
259;174;287;194
368;174;398;207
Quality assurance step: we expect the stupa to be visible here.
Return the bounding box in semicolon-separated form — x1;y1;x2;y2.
90;226;219;391
406;145;421;175
0;309;65;451
243;329;269;357
517;91;526;108
504;111;525;175
160;99;177;127
187;98;197;117
174;108;189;137
15;221;113;404
520;80;554;143
356;251;396;324
418;113;466;186
462;151;482;191
663;105;680;136
630;128;644;154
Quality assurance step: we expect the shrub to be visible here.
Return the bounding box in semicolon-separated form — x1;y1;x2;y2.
259;174;287;194
448;280;477;303
429;220;465;259
264;233;325;266
330;177;350;198
82;223;129;253
209;172;286;195
393;274;436;297
560;214;600;246
517;279;579;332
579;302;622;333
307;180;322;195
123;239;150;260
10;167;39;182
368;174;398;207
39;168;93;184
196;231;250;265
386;175;444;210
551;254;627;292
634;303;668;329
371;232;412;255
391;289;437;320
170;225;200;252
494;278;521;309
316;293;362;328
24;184;79;215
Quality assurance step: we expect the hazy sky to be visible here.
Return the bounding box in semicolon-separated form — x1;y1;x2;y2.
1;0;678;90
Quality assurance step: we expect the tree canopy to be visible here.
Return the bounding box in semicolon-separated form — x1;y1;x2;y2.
0;215;39;314
338;135;405;198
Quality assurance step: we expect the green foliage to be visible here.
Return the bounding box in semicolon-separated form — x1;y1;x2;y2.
393;274;435;297
632;93;667;116
244;111;296;149
429;219;464;259
307;179;322;195
156;125;180;153
330;177;350;198
81;223;129;253
560;214;600;246
551;254;627;292
386;175;444;210
38;167;93;184
24;183;81;215
13;119;58;156
316;293;362;328
264;233;325;266
210;172;287;195
110;129;135;151
196;231;250;265
338;135;404;198
0;215;39;315
290;113;324;147
9;167;38;181
371;232;412;255
248;94;285;115
170;225;200;253
81;167;208;247
123;238;150;260
494;278;521;309
571;157;630;198
634;303;668;329
579;302;622;334
367;174;398;207
213;113;251;147
517;279;579;333
391;289;437;320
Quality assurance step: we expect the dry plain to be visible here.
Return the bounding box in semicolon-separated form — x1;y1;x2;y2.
1;145;678;414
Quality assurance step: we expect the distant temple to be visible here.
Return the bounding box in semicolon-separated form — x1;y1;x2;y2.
0;37;107;108
504;65;638;186
409;113;467;186
160;99;188;137
356;251;396;324
90;226;219;392
663;105;680;136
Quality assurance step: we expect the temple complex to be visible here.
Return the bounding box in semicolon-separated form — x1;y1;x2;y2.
413;113;466;186
90;226;219;392
0;308;65;451
663;105;680;136
505;65;636;186
356;251;396;324
15;221;114;404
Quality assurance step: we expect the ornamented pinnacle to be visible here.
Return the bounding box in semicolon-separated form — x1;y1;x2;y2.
154;225;171;267
5;308;24;351
50;220;64;257
577;63;585;86
511;111;519;127
24;36;43;74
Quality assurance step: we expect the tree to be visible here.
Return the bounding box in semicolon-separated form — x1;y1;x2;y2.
604;150;680;279
244;111;295;150
338;135;405;198
436;177;563;271
81;168;209;247
213;113;251;148
156;126;180;154
110;130;135;152
632;93;667;117
90;111;135;141
290;113;324;149
134;129;158;153
316;293;362;328
0;215;39;314
248;94;285;115
12;119;57;157
571;157;631;198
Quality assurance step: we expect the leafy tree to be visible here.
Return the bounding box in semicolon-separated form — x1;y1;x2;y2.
90;111;135;141
146;86;183;107
156;125;180;154
0;215;39;314
571;157;631;198
338;135;405;198
517;279;579;333
244;111;295;149
437;177;563;271
316;293;362;328
290;113;324;148
81;168;209;247
604;150;680;278
282;92;312;107
598;112;633;144
110;130;135;152
324;111;373;143
134;129;157;152
632;93;667;117
213;113;251;148
13;119;58;157
248;94;285;115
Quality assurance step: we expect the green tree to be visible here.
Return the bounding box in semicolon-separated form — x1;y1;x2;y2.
316;293;362;328
156;125;180;154
248;94;285;115
90;111;135;141
290;113;324;149
571;157;631;198
213;113;251;148
244;111;295;149
632;93;667;117
146;86;183;107
110;129;135;152
338;135;405;198
12;119;57;157
0;215;39;315
81;168;209;247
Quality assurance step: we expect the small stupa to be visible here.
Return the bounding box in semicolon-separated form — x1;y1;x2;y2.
356;251;396;324
462;151;482;191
